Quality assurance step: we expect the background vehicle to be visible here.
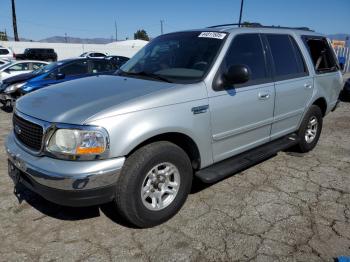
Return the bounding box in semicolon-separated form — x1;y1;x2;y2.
340;78;350;100
0;47;15;60
106;55;129;68
0;60;48;81
79;51;107;58
16;48;57;62
0;58;11;66
5;25;343;228
0;57;117;107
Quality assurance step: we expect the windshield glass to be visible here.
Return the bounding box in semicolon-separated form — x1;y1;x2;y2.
119;31;227;83
32;62;59;74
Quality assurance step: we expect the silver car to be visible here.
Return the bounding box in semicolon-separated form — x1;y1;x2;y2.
5;25;343;227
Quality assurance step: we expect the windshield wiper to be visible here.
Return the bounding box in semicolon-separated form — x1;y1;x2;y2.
118;70;173;83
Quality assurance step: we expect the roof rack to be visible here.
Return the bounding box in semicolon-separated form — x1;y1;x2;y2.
207;22;313;32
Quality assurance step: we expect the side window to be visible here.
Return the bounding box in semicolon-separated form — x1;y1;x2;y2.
266;34;306;80
8;63;30;71
94;53;106;57
0;49;10;55
303;37;338;73
32;63;46;70
90;60;113;73
59;61;88;76
224;34;267;83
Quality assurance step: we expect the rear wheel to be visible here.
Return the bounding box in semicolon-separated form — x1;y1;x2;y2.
115;141;193;228
296;105;323;153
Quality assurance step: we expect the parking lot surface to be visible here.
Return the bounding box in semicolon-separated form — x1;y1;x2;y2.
0;102;349;262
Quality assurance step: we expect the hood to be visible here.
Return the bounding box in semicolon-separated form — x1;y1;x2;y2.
2;72;36;85
16;75;180;124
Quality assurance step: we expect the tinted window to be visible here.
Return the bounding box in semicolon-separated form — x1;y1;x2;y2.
224;34;267;82
303;37;337;73
0;49;10;55
266;34;303;78
59;60;88;76
91;53;106;57
90;60;113;73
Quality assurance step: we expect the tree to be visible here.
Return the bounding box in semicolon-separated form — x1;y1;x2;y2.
134;29;149;41
11;0;19;41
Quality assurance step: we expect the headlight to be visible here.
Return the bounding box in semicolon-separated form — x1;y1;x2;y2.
47;128;108;157
4;82;26;94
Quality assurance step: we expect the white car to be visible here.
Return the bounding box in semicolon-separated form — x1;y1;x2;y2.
79;51;107;58
0;60;49;81
0;58;11;66
0;47;15;60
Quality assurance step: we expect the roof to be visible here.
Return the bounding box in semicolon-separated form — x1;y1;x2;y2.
205;24;323;36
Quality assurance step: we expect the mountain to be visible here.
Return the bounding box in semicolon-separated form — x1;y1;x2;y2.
39;36;113;44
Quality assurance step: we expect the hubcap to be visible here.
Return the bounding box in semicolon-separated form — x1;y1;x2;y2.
305;116;318;143
141;162;180;211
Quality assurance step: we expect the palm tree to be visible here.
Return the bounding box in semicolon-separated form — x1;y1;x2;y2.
11;0;19;41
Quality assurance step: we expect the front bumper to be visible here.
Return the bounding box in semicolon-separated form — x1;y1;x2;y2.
5;132;125;206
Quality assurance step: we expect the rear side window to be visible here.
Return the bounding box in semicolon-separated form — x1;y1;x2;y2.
59;60;88;76
32;62;46;70
0;48;9;55
266;34;307;80
91;53;106;58
224;34;267;84
90;60;114;73
302;36;338;74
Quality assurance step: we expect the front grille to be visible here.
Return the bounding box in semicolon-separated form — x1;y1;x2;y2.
13;114;43;151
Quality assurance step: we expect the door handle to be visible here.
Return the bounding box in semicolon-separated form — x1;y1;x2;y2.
258;92;270;100
304;83;313;89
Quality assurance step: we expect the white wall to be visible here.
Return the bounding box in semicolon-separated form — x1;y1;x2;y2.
0;39;148;60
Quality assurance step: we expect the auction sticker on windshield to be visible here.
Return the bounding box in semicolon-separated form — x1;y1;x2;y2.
198;32;227;39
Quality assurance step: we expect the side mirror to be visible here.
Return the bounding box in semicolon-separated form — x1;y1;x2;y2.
339;63;344;71
56;73;65;80
224;64;250;85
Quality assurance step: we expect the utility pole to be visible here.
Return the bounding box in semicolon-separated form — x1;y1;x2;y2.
11;0;19;41
114;20;118;41
238;0;244;27
160;19;164;35
65;33;68;43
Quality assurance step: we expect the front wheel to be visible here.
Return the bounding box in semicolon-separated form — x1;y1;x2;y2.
296;105;323;153
114;141;193;228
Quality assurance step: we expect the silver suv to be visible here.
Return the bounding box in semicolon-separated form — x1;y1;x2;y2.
5;25;343;227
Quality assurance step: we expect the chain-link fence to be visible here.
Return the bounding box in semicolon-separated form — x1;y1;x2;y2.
334;47;350;72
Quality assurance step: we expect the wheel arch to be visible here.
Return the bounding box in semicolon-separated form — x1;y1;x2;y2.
312;97;327;117
127;132;202;170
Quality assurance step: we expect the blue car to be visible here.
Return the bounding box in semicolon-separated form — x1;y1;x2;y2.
0;57;117;108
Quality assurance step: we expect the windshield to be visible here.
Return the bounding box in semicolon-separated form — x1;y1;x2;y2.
32;62;59;74
119;31;227;83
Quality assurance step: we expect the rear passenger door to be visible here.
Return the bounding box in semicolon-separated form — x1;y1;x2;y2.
264;34;313;139
208;33;275;162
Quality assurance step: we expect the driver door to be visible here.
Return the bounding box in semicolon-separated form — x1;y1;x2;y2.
208;33;275;162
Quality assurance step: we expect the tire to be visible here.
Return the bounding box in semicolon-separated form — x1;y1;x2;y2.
115;141;193;228
296;105;323;153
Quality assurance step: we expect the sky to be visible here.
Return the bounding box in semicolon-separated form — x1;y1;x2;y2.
0;0;349;41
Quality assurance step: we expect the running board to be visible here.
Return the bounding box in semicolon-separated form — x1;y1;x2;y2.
195;134;299;183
